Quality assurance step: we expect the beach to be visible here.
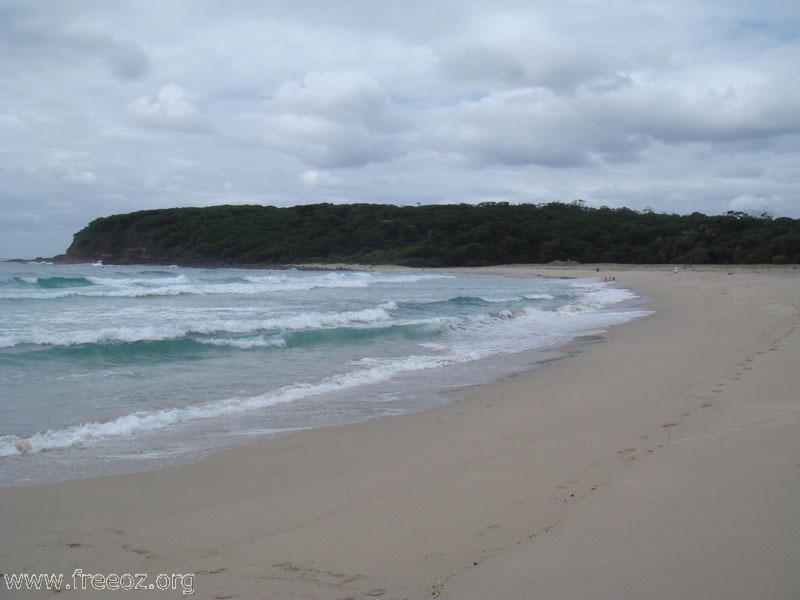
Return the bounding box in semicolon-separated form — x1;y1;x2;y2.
1;265;798;599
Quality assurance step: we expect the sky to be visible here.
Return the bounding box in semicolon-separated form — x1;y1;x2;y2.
1;0;799;258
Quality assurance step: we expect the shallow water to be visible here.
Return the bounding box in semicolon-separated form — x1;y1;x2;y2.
0;262;650;484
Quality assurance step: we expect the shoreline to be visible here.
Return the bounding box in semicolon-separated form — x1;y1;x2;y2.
1;265;798;599
0;266;644;487
0;324;623;489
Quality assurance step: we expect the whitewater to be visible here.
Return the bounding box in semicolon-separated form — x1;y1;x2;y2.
0;262;651;485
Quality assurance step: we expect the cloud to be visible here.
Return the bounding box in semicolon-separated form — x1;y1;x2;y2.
65;169;98;184
433;64;800;169
2;0;800;258
107;40;150;80
433;87;647;168
257;71;407;168
300;169;340;187
728;194;776;215
127;84;211;132
624;75;800;147
439;14;608;93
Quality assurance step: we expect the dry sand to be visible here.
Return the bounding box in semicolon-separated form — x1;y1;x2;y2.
1;266;798;599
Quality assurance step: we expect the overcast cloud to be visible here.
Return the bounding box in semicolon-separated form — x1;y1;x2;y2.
1;0;798;257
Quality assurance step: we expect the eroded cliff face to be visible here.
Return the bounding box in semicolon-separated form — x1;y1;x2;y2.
66;239;167;264
63;213;186;264
65;225;150;263
65;237;207;265
62;205;209;265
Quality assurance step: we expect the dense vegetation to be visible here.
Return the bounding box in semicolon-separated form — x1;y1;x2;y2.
63;202;800;267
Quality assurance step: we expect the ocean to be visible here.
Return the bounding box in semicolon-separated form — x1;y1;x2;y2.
0;262;651;485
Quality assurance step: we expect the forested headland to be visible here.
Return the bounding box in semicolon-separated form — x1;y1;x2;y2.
61;202;800;267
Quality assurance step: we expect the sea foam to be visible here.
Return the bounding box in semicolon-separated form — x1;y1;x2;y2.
0;264;651;484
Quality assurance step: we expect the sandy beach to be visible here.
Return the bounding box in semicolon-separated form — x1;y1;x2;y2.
2;265;798;600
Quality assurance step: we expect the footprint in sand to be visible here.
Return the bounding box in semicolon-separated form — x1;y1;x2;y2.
196;568;227;575
122;544;155;559
474;524;501;536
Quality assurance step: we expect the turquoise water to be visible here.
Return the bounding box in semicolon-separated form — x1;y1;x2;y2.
0;262;650;484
